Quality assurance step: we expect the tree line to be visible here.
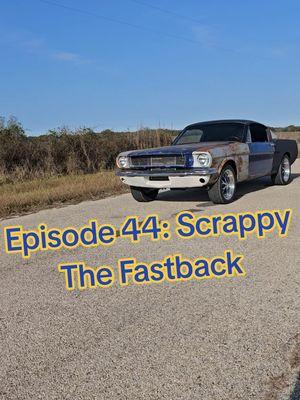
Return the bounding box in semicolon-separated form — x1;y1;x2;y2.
1;117;299;184
0;117;177;183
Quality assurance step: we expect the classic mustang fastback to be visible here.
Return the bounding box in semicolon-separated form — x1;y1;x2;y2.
116;120;298;203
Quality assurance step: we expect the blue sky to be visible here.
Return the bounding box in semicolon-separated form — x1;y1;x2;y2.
0;0;299;135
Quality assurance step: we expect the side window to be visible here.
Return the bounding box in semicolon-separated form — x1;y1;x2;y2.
250;124;268;142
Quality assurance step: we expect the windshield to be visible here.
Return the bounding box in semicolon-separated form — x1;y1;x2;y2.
174;123;245;145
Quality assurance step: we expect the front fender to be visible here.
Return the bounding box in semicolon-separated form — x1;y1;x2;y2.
209;143;249;182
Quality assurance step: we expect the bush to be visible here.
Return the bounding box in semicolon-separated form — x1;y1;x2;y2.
0;117;178;183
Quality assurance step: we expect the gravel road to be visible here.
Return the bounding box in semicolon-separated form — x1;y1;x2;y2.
1;161;299;400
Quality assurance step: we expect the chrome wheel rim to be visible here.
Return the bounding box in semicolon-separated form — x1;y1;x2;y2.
281;157;291;182
221;169;235;200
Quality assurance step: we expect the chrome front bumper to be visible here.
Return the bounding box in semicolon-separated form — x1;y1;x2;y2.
116;168;218;189
116;168;217;177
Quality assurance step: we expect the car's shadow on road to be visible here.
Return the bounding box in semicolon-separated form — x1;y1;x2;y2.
156;173;300;213
289;373;300;400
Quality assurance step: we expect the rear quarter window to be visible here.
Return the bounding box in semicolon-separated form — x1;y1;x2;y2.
250;124;268;142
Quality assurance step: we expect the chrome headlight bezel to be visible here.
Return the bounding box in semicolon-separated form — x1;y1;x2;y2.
192;152;212;168
116;155;130;169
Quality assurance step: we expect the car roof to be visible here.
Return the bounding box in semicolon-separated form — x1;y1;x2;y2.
186;119;266;128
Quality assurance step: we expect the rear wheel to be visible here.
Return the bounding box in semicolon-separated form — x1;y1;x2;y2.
208;165;237;204
271;155;291;185
130;186;159;202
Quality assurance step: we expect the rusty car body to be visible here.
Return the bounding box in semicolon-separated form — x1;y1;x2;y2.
116;120;298;203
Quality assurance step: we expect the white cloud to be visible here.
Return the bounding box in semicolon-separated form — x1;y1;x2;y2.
0;28;89;65
191;25;216;48
53;51;80;61
269;47;287;57
52;51;91;65
22;38;44;51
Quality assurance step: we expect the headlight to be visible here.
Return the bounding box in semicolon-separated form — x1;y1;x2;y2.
193;152;212;168
116;156;129;169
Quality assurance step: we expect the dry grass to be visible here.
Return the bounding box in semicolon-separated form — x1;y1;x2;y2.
1;131;299;220
277;131;300;142
277;131;300;154
0;171;128;219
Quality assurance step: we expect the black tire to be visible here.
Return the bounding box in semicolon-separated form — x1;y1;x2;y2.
271;154;292;185
130;186;159;202
208;165;237;204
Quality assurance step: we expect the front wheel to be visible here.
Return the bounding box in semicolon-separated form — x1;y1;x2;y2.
208;165;237;204
271;155;292;185
130;186;159;202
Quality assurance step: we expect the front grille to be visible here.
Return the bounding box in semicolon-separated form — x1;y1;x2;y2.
130;155;185;168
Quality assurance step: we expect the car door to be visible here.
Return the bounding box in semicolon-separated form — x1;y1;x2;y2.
248;123;274;178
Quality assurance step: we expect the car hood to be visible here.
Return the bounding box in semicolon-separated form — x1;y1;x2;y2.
126;142;232;157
